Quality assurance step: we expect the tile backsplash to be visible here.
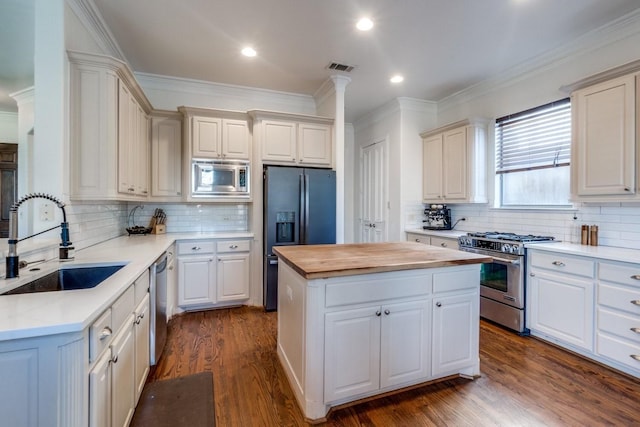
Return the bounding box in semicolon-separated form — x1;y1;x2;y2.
126;203;249;233
406;202;640;250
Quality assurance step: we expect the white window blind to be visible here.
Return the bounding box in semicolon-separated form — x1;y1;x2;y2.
495;98;571;174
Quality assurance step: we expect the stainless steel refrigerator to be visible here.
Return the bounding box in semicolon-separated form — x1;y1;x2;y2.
263;166;336;311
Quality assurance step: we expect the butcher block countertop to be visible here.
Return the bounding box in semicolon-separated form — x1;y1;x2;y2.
273;242;492;279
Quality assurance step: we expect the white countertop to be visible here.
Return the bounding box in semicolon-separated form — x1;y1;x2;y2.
525;242;640;265
405;228;467;239
0;232;253;341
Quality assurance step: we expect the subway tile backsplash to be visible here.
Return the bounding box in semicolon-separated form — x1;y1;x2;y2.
407;201;640;250
126;203;249;233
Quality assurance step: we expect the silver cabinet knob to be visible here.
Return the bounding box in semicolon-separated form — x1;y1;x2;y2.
631;275;640;281
99;326;112;341
530;273;536;277
436;302;442;307
552;261;565;267
375;310;381;317
630;327;640;334
631;300;640;306
440;242;447;247
384;309;390;315
230;245;238;249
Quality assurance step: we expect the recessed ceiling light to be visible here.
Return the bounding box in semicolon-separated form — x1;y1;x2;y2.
390;75;404;84
356;17;374;31
241;47;257;57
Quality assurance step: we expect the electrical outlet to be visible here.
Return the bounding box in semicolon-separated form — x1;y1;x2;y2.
40;203;54;222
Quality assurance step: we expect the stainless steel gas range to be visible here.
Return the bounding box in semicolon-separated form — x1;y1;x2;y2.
458;231;555;334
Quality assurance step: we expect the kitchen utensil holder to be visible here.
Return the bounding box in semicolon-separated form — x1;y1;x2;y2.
152;224;166;234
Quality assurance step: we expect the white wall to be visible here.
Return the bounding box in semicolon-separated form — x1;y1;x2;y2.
353;98;437;241
0;112;18;143
426;10;640;250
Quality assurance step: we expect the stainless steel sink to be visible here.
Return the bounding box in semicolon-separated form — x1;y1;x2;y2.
2;263;126;295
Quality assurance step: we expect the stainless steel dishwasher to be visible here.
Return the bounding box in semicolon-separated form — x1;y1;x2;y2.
150;252;168;365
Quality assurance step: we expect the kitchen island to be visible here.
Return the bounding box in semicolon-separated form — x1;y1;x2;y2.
273;242;491;422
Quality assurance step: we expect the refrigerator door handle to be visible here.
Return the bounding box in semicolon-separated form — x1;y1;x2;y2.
299;173;306;244
304;174;310;245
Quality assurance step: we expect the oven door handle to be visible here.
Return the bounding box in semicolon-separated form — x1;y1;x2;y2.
491;256;520;266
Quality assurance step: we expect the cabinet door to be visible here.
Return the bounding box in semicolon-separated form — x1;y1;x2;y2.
178;256;216;307
528;269;594;351
192;116;222;158
324;306;381;402
151;116;182;198
432;292;478;376
133;295;150;403
216;253;250;302
380;300;431;388
118;82;134;194
574;74;636;196
422;135;443;201
222;119;250;159
298;123;332;166
111;319;136;427
136;107;150;196
89;350;112;427
442;127;468;200
261;120;297;163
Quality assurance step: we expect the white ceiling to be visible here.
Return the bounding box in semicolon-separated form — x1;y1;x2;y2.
2;1;640;121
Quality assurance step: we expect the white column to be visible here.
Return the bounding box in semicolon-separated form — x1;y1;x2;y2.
330;75;350;243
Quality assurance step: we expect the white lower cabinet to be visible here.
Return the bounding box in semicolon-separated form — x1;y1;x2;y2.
527;248;640;378
324;300;431;403
89;271;150;427
178;256;216;307
133;295;150;402
178;238;252;309
432;293;477;376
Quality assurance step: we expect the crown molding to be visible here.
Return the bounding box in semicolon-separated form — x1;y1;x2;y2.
354;97;436;131
66;0;127;61
135;72;317;114
438;7;640;115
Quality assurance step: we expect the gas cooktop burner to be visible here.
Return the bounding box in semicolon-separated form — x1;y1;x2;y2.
466;231;555;243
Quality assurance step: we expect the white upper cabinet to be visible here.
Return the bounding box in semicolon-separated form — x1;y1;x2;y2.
181;107;250;160
150;111;182;200
420;119;487;204
571;73;637;200
250;110;334;167
68;51;152;201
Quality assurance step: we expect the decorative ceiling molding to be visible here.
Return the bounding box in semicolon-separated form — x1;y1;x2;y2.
438;7;640;115
66;0;127;61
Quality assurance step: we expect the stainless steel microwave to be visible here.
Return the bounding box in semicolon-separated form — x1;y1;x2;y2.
192;159;250;197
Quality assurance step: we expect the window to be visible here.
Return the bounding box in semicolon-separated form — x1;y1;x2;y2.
495;98;571;207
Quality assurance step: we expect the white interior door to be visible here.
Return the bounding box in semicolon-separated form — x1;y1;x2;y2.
360;140;387;242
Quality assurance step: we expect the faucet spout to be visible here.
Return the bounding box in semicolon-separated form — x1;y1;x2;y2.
5;193;74;279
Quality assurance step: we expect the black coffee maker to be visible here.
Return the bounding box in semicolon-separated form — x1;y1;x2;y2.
422;204;452;230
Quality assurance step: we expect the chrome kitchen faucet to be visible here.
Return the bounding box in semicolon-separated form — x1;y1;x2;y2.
5;193;74;279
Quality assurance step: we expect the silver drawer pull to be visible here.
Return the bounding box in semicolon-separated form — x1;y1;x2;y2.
552;261;565;267
631;300;640;306
631;355;640;362
630;327;640;334
99;326;112;341
440;242;447;247
631;275;640;280
111;354;118;364
229;245;238;249
191;246;201;251
415;239;420;242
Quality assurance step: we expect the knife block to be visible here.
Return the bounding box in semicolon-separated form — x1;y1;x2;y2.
152;224;166;234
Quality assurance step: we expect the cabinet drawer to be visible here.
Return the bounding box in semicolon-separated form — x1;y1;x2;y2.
596;332;640;373
433;267;479;293
177;241;215;255
430;237;457;249
325;271;430;307
599;283;640;315
598;308;640;344
599;261;640;288
134;269;150;306
112;285;135;333
529;251;595;278
407;233;429;244
89;308;112;362
216;240;251;253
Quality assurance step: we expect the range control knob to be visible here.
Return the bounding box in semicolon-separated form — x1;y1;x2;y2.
502;244;511;253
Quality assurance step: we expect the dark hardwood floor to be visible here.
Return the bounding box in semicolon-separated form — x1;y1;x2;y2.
149;306;640;426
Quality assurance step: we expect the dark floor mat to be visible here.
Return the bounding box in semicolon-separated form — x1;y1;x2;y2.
130;372;215;427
